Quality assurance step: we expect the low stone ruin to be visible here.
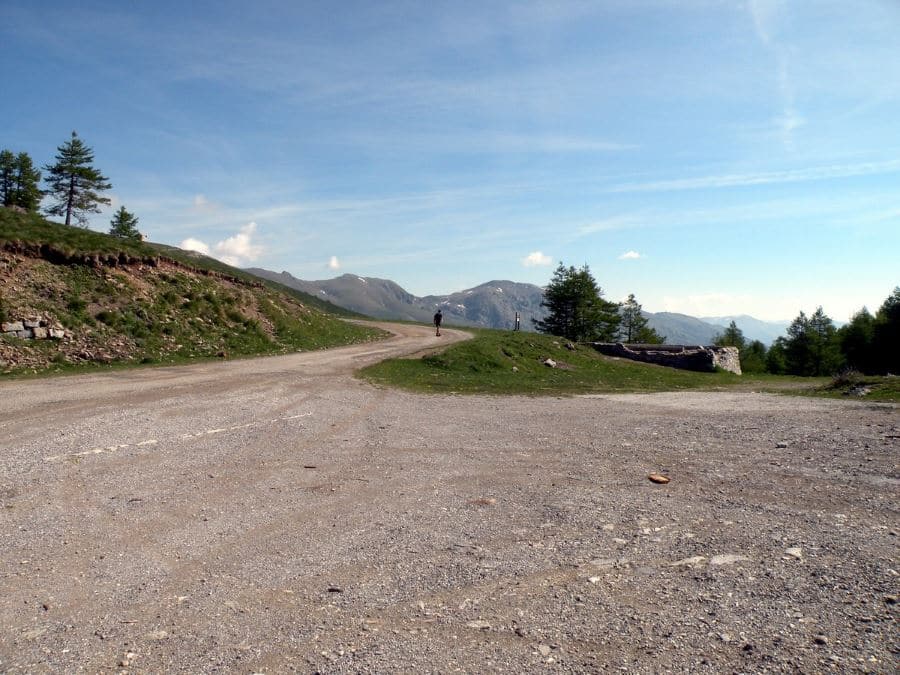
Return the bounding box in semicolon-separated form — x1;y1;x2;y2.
590;343;742;375
2;318;69;341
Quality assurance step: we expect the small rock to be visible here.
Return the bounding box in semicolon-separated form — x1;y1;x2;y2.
776;441;789;448
784;547;803;559
648;473;670;484
668;556;706;568
709;554;751;566
538;645;551;657
327;586;343;593
814;634;828;645
466;620;491;630
543;358;557;368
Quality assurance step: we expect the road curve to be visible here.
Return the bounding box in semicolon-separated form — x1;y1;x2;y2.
0;323;895;673
0;321;470;417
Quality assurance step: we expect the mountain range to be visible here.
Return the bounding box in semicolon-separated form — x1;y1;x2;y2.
245;269;789;346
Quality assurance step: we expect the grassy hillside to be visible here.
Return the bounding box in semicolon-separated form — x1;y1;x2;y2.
359;329;832;396
0;208;385;375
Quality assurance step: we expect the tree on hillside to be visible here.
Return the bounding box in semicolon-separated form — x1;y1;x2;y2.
713;320;746;350
714;320;769;373
1;150;42;210
618;294;664;343
534;263;620;342
783;307;843;376
0;150;14;206
741;339;768;374
872;287;900;374
839;307;875;373
108;205;142;241
43;131;112;226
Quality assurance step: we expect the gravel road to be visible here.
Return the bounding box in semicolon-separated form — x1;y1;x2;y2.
1;322;897;673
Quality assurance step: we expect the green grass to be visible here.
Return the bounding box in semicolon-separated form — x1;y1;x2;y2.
0;209;386;376
149;242;367;318
359;329;835;397
817;370;900;402
0;207;153;257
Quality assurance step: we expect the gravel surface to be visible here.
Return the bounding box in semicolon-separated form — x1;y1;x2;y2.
1;323;897;673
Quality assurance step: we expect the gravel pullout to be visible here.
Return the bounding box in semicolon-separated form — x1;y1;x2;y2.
0;323;897;673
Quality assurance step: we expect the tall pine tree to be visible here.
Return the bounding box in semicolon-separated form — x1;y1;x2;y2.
0;150;14;207
43;131;112;226
534;263;620;342
1;150;42;210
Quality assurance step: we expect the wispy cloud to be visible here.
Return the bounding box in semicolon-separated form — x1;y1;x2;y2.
618;250;642;260
610;159;900;193
522;251;553;267
576;215;643;236
748;0;803;149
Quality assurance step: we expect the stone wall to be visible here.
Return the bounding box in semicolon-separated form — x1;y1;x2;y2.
590;343;742;375
2;318;69;341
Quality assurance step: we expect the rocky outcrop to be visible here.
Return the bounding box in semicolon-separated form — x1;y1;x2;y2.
590;343;742;375
2;317;70;340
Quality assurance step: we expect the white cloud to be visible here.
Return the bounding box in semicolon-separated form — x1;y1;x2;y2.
180;237;211;255
619;250;642;260
213;222;264;267
522;251;552;267
328;256;340;270
179;222;263;267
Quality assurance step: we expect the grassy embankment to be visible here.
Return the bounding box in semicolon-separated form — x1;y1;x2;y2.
361;328;900;401
0;208;385;376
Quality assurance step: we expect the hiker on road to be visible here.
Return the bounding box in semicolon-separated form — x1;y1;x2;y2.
433;309;443;336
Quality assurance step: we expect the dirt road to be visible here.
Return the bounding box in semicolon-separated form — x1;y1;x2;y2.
1;323;897;673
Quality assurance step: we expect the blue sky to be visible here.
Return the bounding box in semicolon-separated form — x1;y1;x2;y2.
2;0;898;321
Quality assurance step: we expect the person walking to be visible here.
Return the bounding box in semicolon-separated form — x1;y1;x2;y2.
433;309;443;336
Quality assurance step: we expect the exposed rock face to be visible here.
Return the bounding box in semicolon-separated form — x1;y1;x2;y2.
2;318;69;341
591;343;742;375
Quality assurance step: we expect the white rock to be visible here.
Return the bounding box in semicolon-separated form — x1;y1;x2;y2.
668;556;707;567
709;554;751;566
784;547;803;559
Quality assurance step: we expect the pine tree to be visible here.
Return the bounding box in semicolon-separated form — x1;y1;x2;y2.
1;150;42;210
783;307;842;376
714;321;746;350
0;150;14;207
11;152;42;211
618;294;664;343
534;263;620;342
108;205;142;241
43;131;112;226
872;287;900;375
839;308;875;373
